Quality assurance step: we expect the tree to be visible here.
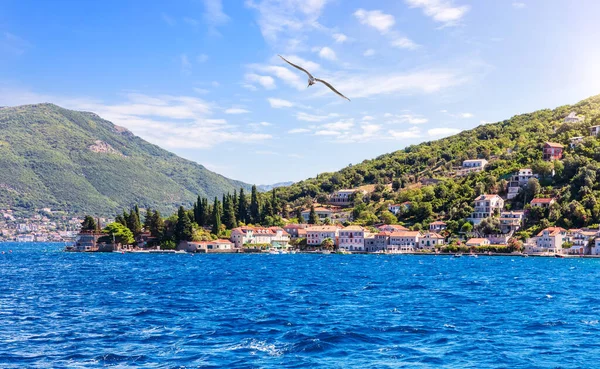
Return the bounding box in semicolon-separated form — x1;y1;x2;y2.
143;208;153;230
271;188;279;215
379;210;397;225
250;185;260;224
525;178;541;201
296;208;304;224
212;197;222;235
127;208;142;236
103;222;134;245
238;188;248;224
476;217;501;235
461;222;473;233
308;204;319;224
80;215;96;231
223;194;238;229
321;238;335;250
149;210;164;238
175;206;193;242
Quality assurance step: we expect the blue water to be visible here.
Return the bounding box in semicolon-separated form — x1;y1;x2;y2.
1;243;600;368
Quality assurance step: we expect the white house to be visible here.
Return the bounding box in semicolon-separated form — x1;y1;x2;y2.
469;194;504;224
388;231;421;253
564;111;585;123
301;207;333;223
592;237;600;256
183;239;235;253
378;224;409;233
306;226;339;247
507;169;538;200
527;227;567;254
230;226;290;248
499;211;525;233
338;225;365;251
569;136;584;148
530;198;555;208
388;202;411;215
329;189;366;206
566;229;596;255
466;238;490;247
429;221;447;233
590;125;600;137
419;232;444;250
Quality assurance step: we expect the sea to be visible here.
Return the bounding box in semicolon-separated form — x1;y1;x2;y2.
1;242;600;368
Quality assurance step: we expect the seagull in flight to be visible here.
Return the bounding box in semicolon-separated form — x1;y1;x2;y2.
278;55;350;101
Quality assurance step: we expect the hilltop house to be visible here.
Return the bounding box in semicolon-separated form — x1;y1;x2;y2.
388;231;421;253
429;221;447;233
499;211;525;233
388;202;412;215
543;142;564;161
306;226;339;247
230;226;290;248
570;136;584;148
530;197;555;208
564;111;585;123
301;207;333;223
590;125;600;136
338;225;365;252
527;227;567;254
329;189;366;206
419;232;445;250
458;159;488;176
469;194;504;224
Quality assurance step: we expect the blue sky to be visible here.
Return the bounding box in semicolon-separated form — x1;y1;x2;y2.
1;0;600;185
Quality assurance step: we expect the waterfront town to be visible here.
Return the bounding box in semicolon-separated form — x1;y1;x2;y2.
9;112;600;257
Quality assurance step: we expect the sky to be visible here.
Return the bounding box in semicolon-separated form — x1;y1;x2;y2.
1;0;600;185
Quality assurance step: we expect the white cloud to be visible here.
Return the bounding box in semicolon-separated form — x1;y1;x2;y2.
389;127;421;139
354;9;395;34
249;121;272;128
335;123;382;143
386;113;428;124
288;153;304;158
362;116;375;121
313;68;467;99
193;87;210;94
363;49;375;57
318;46;337;60
242;84;258;91
245;0;331;42
251;55;320;90
460;112;474;118
203;0;230;27
288;128;310;134
225;107;250;114
315;130;339;136
267;97;294;108
245;73;277;89
404;0;469;26
512;2;526;9
296;111;338;122
391;37;419;50
161;13;176;26
333;33;348;43
255;150;278;155
197;54;209;63
428;127;460;136
184;17;200;27
323;119;354;130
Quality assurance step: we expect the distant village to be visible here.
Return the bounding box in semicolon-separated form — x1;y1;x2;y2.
8;112;600;257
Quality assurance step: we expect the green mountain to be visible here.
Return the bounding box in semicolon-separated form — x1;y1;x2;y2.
0;103;250;215
275;94;600;234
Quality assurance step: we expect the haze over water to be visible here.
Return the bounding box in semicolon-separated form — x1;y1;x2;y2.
1;243;599;368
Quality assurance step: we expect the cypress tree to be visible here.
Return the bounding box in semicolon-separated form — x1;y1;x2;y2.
296;208;304;224
223;194;238;229
238;188;248;224
250;185;260;224
134;205;141;227
150;210;164;238
271;188;279;215
262;198;273;221
175;206;193;242
128;208;142;236
308;204;318;225
144;208;153;230
212;197;221;235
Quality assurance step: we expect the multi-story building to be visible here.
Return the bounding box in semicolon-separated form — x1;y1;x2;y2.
365;232;390;252
388;231;421;253
466;238;490;247
301;207;334;223
230;226;290;248
499;211;525;233
530;197;555;209
306;226;339;247
338;225;365;252
460;159;488;175
283;224;309;239
469;194;504;224
419;232;444;250
507;169;538;199
564;111;585;123
543;142;564;161
527;227;567;254
590;125;600;137
329;189;366;206
565;229;596;255
429;221;447;233
592;237;600;256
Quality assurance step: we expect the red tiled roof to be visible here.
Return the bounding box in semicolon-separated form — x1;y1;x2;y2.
531;198;554;204
537;227;566;237
544;142;564;148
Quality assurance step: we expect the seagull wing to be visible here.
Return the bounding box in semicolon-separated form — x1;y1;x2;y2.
315;78;350;101
278;55;314;79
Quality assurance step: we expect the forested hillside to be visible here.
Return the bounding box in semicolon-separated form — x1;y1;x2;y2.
0;103;250;215
273;94;600;237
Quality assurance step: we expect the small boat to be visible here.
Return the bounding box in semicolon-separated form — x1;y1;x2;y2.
321;250;331;255
290;250;297;254
468;254;478;258
554;254;565;258
453;253;462;258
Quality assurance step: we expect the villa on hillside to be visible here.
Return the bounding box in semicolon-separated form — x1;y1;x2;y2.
564;111;585;123
570;136;584;148
590;125;600;136
329;189;366;206
499;211;525;233
468;194;504;224
530;197;555;208
388;202;411;215
301;206;334;223
338;225;365;252
526;227;567;254
543;142;564;161
429;221;447;233
507;169;538;199
458;159;488;176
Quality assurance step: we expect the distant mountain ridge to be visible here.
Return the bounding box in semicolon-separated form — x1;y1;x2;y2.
257;182;294;192
0;103;251;215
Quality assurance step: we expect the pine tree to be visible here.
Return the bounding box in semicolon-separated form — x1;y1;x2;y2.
271;188;279;215
296;208;304;224
143;208;153;230
250;185;260;224
223;194;238;229
134;205;141;227
127;208;142;236
212;197;222;235
81;215;96;231
238;188;248;224
308;204;319;225
262;199;273;221
175;206;193;242
150;210;164;238
193;195;202;225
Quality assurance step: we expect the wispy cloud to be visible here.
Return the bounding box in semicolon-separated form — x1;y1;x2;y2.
405;0;469;27
250;55;320;90
184;17;200;27
317;46;336;60
354;9;395;34
180;54;192;75
389;127;421;139
245;73;276;89
363;49;375;57
197;54;209;63
203;0;230;30
1;32;31;55
385;113;428;124
288;128;311;134
161;13;176;26
333;33;348;43
267;97;294;108
512;2;526;9
391;37;419;50
296;111;339;122
225;107;250;114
